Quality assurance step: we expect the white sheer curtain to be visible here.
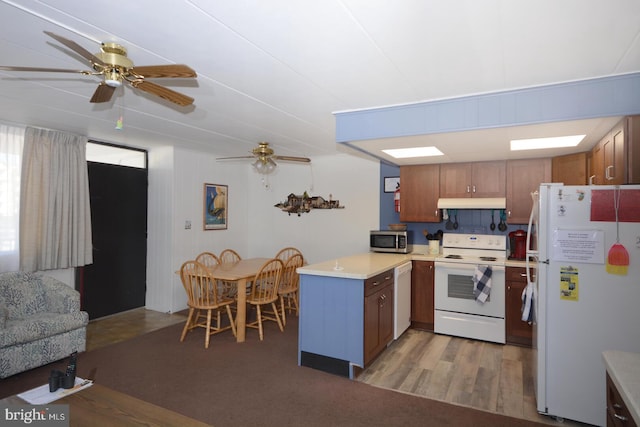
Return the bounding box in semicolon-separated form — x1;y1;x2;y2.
0;124;25;272
20;127;93;271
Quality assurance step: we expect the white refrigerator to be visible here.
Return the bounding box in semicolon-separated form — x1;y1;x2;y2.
526;183;640;426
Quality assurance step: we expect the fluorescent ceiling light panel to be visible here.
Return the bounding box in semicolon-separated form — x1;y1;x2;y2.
382;146;444;158
510;134;585;151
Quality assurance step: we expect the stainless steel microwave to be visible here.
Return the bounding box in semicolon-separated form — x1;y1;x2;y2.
370;230;412;253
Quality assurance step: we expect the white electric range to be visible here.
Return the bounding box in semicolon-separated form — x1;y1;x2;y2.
433;233;507;344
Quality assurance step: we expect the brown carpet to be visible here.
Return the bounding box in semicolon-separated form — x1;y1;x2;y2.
1;318;549;427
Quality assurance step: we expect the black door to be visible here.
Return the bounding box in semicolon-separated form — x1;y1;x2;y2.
78;161;148;319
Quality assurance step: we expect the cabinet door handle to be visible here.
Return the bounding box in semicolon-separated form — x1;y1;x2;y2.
372;281;380;286
379;294;386;307
472;185;476;193
589;175;595;185
606;165;615;180
466;185;471;193
435;210;439;217
614;414;628;422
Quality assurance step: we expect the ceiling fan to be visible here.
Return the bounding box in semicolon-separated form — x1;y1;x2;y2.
0;31;197;106
217;142;311;174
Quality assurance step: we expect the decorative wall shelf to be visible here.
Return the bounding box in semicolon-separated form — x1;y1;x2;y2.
275;192;344;216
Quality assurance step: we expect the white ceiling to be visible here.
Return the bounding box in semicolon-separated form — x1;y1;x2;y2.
1;1;639;165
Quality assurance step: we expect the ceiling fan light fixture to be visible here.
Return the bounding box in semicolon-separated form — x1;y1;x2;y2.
253;157;277;174
104;69;122;87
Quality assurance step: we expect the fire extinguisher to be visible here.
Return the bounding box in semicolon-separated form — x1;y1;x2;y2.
394;185;400;213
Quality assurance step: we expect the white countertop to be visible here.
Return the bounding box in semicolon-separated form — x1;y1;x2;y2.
297;252;416;279
603;350;640;424
297;248;528;280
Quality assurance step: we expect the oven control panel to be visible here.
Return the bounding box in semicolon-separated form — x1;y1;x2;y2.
442;233;506;250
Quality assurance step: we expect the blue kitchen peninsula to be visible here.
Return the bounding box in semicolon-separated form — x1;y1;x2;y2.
297;252;412;379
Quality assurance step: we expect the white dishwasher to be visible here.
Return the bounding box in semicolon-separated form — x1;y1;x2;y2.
394;261;412;339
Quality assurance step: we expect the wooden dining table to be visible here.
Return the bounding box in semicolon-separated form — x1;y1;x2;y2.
207;257;271;342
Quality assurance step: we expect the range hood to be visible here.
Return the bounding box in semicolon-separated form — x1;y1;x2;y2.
437;197;506;209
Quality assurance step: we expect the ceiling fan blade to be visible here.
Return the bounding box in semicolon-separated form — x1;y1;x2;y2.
216;156;256;161
129;64;197;79
273;155;311;163
0;66;91;74
43;31;105;66
90;83;116;103
130;80;194;106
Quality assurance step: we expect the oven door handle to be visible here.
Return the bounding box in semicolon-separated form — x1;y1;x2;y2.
435;261;505;272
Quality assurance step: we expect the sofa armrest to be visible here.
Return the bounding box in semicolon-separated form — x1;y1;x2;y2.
39;275;81;314
0;303;7;329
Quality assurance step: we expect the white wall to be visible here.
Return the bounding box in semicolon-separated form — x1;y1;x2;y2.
146;146;175;312
147;147;250;313
145;148;380;313
247;154;379;264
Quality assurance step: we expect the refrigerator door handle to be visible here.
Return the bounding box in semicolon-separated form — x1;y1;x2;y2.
526;190;538;259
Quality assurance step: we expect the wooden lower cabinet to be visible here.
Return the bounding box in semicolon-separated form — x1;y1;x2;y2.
411;260;434;331
607;372;638;427
505;267;532;347
364;269;394;365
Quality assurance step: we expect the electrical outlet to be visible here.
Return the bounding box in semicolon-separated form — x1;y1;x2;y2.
185;220;191;230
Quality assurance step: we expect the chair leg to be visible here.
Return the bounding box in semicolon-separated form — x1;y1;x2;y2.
180;308;195;342
292;291;299;316
226;305;237;337
256;305;264;341
280;295;287;326
205;309;213;349
272;302;284;332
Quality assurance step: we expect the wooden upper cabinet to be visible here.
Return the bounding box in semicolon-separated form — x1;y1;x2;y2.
506;158;551;224
590;138;605;185
605;121;625;185
440;161;506;198
552;152;587;185
588;116;640;185
399;164;440;222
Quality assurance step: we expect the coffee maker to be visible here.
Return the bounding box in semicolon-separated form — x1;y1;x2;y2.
509;229;527;260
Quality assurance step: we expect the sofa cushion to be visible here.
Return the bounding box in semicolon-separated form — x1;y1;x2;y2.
0;273;47;320
0;311;88;348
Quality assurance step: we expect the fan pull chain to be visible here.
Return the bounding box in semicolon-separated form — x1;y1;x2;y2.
261;175;271;190
115;87;124;130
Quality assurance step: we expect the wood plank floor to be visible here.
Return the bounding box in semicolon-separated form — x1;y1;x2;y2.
86;307;186;351
357;328;585;426
87;309;585;426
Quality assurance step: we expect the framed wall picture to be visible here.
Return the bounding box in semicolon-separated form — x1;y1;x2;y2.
204;183;228;230
384;176;400;193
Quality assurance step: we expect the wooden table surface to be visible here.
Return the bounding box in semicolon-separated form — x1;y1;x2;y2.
2;383;211;427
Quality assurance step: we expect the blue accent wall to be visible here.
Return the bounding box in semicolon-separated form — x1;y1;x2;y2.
337;72;640;143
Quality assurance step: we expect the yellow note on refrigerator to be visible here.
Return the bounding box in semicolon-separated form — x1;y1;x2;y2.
560;266;579;301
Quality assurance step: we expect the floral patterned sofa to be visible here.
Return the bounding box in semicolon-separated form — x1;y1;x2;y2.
0;272;89;378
